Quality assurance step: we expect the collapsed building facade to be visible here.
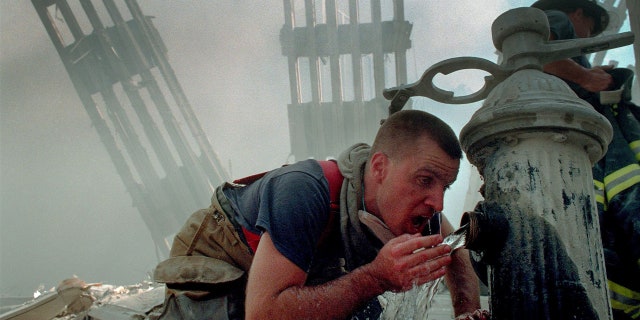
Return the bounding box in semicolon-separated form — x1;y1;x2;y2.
29;0;414;260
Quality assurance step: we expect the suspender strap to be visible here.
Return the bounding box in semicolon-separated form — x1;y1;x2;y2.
318;160;342;212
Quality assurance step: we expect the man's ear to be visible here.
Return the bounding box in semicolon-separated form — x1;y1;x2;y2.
369;152;389;182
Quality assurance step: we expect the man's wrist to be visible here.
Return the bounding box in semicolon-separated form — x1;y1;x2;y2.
351;264;388;297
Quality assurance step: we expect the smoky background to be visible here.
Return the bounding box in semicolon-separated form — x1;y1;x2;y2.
1;0;635;297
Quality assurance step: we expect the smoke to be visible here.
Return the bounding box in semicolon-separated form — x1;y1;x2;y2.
0;1;293;297
0;0;529;297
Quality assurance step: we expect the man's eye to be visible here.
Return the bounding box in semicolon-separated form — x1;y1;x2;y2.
420;177;433;187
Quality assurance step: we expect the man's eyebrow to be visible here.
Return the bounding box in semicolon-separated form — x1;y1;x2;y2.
416;166;455;183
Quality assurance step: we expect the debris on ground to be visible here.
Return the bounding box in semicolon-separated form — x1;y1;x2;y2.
0;277;165;320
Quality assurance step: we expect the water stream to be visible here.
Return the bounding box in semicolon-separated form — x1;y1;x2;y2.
378;277;444;320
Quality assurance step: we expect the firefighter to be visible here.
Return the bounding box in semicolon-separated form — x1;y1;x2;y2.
153;110;488;319
532;0;640;318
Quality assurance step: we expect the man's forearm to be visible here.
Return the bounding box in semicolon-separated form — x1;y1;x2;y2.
543;59;613;92
444;249;481;316
247;233;454;319
543;59;588;85
246;264;385;320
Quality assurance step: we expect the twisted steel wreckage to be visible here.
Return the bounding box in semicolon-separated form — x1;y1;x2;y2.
2;0;638;319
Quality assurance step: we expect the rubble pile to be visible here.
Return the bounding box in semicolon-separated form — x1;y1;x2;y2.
0;277;166;320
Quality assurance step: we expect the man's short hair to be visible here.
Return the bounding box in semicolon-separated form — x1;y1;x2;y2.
371;110;463;161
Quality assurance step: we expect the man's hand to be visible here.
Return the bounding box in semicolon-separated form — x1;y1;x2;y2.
366;233;452;292
543;59;614;93
579;65;614;92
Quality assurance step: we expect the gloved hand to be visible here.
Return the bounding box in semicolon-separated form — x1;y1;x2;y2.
455;309;491;320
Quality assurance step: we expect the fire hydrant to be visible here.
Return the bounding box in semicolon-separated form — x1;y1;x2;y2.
384;7;634;319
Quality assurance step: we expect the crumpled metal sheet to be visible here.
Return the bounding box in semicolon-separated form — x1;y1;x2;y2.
0;278;89;320
0;291;68;320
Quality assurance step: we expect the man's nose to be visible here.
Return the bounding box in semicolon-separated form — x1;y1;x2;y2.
423;188;445;212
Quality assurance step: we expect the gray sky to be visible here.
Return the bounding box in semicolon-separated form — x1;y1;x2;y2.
1;0;635;297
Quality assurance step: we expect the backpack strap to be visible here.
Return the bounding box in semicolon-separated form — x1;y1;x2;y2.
317;160;342;213
317;160;343;247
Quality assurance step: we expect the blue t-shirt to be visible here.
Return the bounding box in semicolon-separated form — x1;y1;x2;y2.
223;159;330;272
222;159;441;319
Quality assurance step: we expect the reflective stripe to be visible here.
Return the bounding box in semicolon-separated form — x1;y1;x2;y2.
604;163;640;201
594;179;606;210
631;140;640;162
609;280;640;318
